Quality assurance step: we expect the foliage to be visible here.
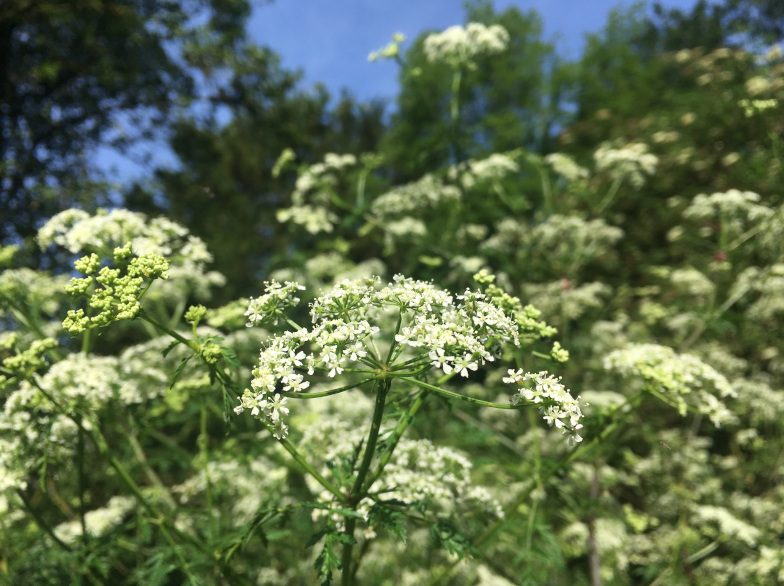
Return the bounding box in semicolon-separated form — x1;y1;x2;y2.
0;0;252;249
2;2;784;585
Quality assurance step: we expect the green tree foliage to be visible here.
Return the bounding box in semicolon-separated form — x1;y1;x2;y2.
128;42;386;303
381;0;574;180
0;0;251;246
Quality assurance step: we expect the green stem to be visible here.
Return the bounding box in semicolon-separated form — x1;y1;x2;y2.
679;281;750;351
352;379;391;497
538;165;554;216
200;404;216;541
285;378;374;399
15;489;73;552
125;420;177;509
139;310;197;352
400;377;522;409
77;417;87;546
364;388;427;493
450;69;462;126
427;392;646;586
342;378;391;585
80;326;92;354
275;433;346;503
385;310;403;365
593;176;623;216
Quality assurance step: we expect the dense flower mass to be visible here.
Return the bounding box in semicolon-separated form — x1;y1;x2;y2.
303;419;504;538
603;343;737;426
593;142;659;188
236;275;573;440
0;353;168;492
423;22;510;66
38;208;211;265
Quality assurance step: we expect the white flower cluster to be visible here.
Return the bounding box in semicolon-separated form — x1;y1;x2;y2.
545;153;590;182
528;215;623;262
276;204;339;235
593;142;659;189
0;353;168;492
38;209;211;265
669;267;716;301
173;455;287;523
739;98;779;117
245;279;306;327
370;174;461;219
449;153;520;189
423;22;510;66
37;208;223;302
603;343;737;426
502;370;584;445
523;281;612;322
0;268;70;319
693;504;761;547
276;153;357;234
53;496;136;545
683;189;774;233
237;275;533;439
745;75;782;97
302;420;504;538
482;215;623;269
743;264;784;322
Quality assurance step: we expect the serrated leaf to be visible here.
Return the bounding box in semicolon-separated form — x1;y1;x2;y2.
430;520;477;559
305;528;329;549
161;340;181;358
333;531;357;545
368;503;407;543
168;355;192;388
221;345;241;367
313;532;341;586
222;386;235;430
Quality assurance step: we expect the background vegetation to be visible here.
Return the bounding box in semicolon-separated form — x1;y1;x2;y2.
2;0;784;584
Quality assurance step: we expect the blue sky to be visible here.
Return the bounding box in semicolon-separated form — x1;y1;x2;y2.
246;0;702;104
99;0;702;184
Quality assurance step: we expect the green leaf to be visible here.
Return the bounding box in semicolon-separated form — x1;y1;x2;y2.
430;520;477;559
168;355;193;389
305;528;329;549
313;531;342;586
368;502;408;543
222;386;235;430
161;340;181;358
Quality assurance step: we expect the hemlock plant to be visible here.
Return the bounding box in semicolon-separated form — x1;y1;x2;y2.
1;18;784;586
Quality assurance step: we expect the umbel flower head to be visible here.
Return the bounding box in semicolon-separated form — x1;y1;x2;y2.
236;274;581;443
423;22;510;67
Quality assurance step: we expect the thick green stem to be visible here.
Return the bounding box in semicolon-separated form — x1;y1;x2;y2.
341;378;391;585
364;389;427;491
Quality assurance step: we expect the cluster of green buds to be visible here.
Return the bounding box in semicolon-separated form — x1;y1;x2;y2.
62;243;169;334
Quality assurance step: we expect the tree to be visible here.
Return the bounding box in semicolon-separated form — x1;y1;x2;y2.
381;0;574;181
128;43;387;302
0;0;251;247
